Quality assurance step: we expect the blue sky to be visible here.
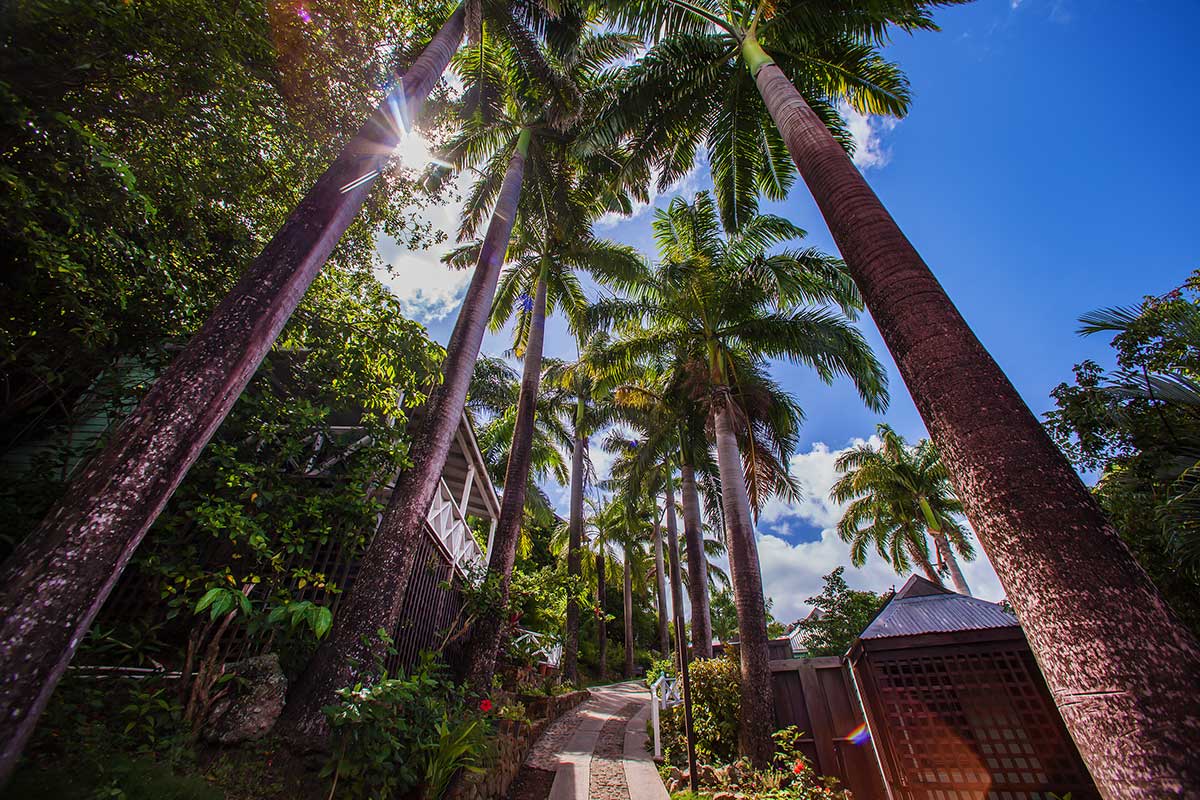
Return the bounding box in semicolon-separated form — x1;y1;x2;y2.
375;0;1200;620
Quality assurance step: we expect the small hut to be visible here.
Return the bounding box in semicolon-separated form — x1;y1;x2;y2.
847;576;1098;800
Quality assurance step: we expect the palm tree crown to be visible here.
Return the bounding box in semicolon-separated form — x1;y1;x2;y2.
831;423;975;594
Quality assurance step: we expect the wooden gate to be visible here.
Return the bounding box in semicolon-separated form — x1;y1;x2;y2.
771;656;889;800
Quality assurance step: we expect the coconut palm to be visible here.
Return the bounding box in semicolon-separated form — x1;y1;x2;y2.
832;424;975;594
594;192;886;763
598;2;1200;789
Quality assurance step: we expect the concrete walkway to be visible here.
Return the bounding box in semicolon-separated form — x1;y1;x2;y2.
515;681;670;800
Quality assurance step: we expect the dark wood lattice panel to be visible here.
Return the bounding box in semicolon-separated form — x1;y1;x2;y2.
870;645;1097;800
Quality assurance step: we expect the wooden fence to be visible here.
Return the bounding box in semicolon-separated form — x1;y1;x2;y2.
771;656;889;800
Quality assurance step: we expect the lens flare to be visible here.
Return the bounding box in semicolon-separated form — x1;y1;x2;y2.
848;722;870;745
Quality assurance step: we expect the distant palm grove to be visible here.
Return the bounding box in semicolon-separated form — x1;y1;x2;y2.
1;1;1198;799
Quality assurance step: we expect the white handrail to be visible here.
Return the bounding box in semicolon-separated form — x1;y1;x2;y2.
512;628;562;668
648;674;682;759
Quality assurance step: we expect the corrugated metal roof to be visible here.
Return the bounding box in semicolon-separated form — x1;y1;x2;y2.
859;576;1018;640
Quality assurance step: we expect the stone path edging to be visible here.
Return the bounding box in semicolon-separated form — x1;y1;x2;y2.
517;681;668;800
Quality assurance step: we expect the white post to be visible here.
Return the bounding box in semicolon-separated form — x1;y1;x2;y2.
485;518;497;561
650;677;663;759
459;463;476;515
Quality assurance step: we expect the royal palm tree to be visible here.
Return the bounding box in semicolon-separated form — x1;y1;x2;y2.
0;8;479;766
595;193;886;763
469;355;572;530
832;424;974;594
599;2;1200;790
543;335;620;683
461;223;644;689
599;365;717;659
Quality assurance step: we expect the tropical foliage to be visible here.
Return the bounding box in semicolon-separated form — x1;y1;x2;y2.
1045;274;1200;633
790;567;889;657
831;425;975;594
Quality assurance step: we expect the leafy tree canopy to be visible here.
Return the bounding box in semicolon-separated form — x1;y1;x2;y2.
1045;273;1200;633
791;567;889;657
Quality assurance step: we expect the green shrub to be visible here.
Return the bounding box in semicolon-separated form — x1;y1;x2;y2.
323;653;494;799
659;652;742;767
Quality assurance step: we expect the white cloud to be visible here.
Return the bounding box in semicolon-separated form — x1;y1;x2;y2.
373;169;473;324
596;159;706;229
746;437;1005;626
838;101;898;171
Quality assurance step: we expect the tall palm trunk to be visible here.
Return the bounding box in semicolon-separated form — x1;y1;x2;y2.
712;396;774;766
745;37;1200;795
0;10;465;778
664;473;698;786
680;462;713;658
596;551;607;680
653;514;670;655
929;528;970;595
280;125;529;737
463;271;548;691
919;497;970;595
623;544;634;678
562;425;587;684
907;536;943;587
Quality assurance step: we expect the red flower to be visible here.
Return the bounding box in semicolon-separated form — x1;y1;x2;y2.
793;759;806;775
479;699;493;712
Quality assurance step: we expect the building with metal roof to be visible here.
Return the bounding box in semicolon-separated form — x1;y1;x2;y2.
857;575;1017;641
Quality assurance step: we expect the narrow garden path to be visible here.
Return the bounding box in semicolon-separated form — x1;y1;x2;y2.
507;681;669;800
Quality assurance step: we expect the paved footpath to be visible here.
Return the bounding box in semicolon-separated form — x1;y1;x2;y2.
508;681;670;800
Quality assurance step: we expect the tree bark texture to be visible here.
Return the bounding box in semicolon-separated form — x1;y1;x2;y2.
562;432;587;684
623;545;634;678
680;463;713;658
754;60;1200;796
0;9;465;781
279;113;526;739
712;400;775;767
929;527;971;595
653;514;670;655
463;274;548;691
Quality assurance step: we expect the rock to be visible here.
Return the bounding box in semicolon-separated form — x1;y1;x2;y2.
202;653;287;744
713;793;737;800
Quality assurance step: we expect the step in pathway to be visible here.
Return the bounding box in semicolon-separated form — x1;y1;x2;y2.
507;681;669;800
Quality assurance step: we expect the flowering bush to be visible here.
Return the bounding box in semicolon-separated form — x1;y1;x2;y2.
322;653;494;799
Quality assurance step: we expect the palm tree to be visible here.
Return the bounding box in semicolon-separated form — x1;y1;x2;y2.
600;365;722;658
461;225;644;689
832;424;974;594
601;2;1200;789
596;193;886;763
543;335;620;683
469;355;572;530
280;12;596;732
0;11;473;766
